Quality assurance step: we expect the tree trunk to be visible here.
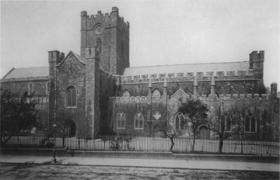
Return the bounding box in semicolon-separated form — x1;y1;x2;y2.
240;133;243;154
169;137;175;152
218;138;223;153
62;128;66;147
192;135;196;152
62;135;65;147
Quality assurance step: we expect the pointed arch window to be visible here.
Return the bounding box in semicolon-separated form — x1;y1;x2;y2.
95;38;102;56
175;113;186;130
28;83;33;96
66;86;76;107
245;115;256;133
122;90;130;98
134;112;144;130
116;112;126;129
152;89;161;100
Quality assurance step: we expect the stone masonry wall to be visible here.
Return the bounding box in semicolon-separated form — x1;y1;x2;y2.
1;79;49;130
55;53;87;138
81;7;129;75
120;79;263;97
111;90;279;140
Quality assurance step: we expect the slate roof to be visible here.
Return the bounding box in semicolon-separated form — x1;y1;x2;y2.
2;55;250;80
123;61;249;76
3;66;49;80
2;51;87;80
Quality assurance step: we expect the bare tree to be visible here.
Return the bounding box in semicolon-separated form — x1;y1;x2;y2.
157;120;176;151
230;105;246;154
208;102;240;153
208;102;246;154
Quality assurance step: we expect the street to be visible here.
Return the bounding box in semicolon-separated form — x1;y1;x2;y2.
0;163;278;180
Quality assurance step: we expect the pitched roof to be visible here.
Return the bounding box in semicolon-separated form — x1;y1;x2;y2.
3;66;49;80
2;51;86;80
123;61;249;76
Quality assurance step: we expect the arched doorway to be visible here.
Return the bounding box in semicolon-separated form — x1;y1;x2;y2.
175;113;186;130
64;120;76;137
199;126;210;139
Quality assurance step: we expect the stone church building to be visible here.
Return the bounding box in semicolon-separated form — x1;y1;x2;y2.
1;7;279;140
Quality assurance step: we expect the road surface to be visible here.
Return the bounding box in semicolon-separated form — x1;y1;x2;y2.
0;163;279;180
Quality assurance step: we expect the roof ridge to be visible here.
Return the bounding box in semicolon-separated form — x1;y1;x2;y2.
127;61;248;69
3;66;49;80
2;67;15;79
10;66;48;69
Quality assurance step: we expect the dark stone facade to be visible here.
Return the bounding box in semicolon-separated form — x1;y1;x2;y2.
1;7;279;140
81;7;129;75
1;78;49;129
112;82;279;140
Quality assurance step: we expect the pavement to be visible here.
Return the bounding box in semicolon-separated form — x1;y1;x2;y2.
0;154;279;172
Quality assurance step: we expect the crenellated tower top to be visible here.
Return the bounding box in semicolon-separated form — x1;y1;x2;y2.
81;7;129;32
249;50;264;79
80;7;129;75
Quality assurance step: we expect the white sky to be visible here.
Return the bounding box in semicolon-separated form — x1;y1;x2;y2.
1;0;279;87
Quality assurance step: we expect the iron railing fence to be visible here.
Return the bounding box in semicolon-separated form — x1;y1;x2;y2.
4;135;280;157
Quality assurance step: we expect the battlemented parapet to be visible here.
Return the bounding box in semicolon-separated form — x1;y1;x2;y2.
115;72;264;97
118;69;255;84
249;50;264;79
112;91;273;104
81;7;129;31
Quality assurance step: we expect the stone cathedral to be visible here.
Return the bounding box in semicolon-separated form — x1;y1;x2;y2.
1;7;279;140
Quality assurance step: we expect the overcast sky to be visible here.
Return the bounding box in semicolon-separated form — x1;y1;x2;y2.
1;0;279;87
